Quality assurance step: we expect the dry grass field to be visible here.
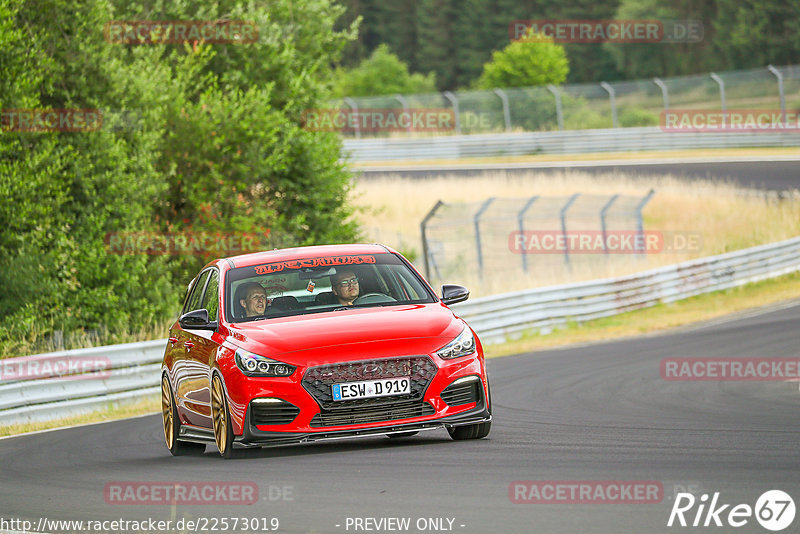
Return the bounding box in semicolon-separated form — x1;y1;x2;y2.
350;170;800;297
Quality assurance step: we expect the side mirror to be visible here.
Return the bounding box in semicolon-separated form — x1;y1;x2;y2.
179;309;217;331
441;284;469;305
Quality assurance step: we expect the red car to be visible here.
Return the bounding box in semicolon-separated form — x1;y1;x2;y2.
161;244;491;458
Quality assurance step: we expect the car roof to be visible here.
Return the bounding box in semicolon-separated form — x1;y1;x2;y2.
224;243;395;269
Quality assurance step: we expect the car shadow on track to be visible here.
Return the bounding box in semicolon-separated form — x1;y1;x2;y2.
193;431;469;460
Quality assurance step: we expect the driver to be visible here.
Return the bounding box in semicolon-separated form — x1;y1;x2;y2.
238;282;268;317
330;270;360;306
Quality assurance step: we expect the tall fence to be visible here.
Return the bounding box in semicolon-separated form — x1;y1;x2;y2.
421;193;656;291
333;64;800;138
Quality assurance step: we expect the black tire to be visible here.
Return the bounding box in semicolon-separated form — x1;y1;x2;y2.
448;379;492;440
387;431;419;439
161;374;206;456
447;421;491;440
211;374;236;459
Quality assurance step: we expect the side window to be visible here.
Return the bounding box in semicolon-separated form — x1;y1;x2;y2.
184;270;210;314
202;270;220;321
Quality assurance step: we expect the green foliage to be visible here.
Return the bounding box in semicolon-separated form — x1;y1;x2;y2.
618;107;659;127
332;44;436;97
0;0;360;356
475;33;569;89
712;0;800;70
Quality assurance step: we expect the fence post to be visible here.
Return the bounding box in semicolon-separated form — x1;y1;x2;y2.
600;194;619;254
421;200;444;280
636;190;655;256
493;88;512;132
393;94;412;133
767;65;787;124
443;91;461;134
343;97;360;139
560;194;580;267
474;198;495;279
710;73;726;127
517;195;539;272
653;77;669;111
547;84;564;131
600;82;619;128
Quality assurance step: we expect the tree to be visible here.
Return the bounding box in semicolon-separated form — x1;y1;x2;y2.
0;0;362;354
604;0;716;79
712;0;800;70
475;32;569;89
332;44;437;97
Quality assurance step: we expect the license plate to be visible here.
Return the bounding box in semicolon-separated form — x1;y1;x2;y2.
331;377;410;401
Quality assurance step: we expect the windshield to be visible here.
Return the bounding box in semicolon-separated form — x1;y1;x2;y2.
225;252;435;322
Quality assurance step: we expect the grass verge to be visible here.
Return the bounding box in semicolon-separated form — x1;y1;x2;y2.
0;395;160;438
486;270;800;358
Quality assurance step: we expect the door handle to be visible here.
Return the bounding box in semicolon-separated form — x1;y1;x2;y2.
168;337;178;345
184;341;194;349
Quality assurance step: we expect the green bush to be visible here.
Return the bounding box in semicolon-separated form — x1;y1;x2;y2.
332;44;437;97
475;32;569;90
0;0;361;356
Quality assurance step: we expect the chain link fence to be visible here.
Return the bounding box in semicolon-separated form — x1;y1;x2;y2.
420;193;661;293
331;64;800;138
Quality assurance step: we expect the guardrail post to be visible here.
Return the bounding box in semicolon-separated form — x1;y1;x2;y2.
767;65;787;124
653;78;669;112
560;193;580;268
443;91;461;134
474;198;495;279
600;82;619;128
420;200;444;280
517;195;539;272
547;85;564;131
493;88;512;132
393;94;412;133
710;73;726;127
600;194;619;254
636;189;655;256
343;97;360;139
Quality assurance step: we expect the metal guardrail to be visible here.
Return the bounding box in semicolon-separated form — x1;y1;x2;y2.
1;236;798;425
0;340;165;425
343;127;800;161
451;236;800;344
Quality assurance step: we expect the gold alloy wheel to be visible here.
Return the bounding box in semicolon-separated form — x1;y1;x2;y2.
161;375;174;447
211;375;228;455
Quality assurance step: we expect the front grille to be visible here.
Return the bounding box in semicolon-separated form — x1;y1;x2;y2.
310;399;435;427
302;356;437;411
249;399;300;425
441;378;481;407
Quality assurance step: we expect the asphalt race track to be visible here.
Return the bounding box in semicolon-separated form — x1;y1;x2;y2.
2;300;800;534
357;159;800;192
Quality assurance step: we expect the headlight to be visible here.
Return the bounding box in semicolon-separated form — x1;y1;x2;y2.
234;348;295;377
436;326;476;360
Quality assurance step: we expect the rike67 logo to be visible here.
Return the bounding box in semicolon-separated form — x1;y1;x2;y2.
668;490;795;531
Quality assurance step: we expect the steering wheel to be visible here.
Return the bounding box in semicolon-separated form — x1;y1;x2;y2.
353;293;397;305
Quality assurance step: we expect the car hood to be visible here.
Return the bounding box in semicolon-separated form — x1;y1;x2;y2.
226;303;464;361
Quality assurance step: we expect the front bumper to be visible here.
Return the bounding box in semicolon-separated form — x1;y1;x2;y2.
237;395;491;447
